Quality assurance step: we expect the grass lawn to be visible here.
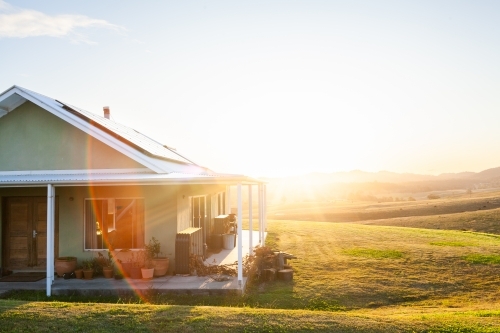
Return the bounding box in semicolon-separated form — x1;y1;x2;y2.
3;209;500;331
1;299;500;332
265;220;500;310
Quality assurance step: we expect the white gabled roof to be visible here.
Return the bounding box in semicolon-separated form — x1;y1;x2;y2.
0;85;211;175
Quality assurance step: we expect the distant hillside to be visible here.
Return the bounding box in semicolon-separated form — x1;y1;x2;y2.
261;167;500;205
264;167;500;184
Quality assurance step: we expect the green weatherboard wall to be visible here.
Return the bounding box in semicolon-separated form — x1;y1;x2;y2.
0;101;145;171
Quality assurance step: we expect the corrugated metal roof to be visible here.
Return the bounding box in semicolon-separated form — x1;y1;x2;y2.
13;86;195;165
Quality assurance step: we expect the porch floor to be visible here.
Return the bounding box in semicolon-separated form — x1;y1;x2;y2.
0;230;266;297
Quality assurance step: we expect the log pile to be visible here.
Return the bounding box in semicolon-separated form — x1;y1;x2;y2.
187;246;297;283
254;247;297;282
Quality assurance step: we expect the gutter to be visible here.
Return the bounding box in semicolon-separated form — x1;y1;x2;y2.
0;177;265;187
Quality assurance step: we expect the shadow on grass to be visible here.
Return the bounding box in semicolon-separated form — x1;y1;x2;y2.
2;280;338;312
0;299;29;314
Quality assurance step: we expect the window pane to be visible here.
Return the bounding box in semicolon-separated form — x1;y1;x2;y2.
85;198;144;250
114;199;144;249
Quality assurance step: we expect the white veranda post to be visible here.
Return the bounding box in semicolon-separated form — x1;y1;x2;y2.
51;188;55;282
226;185;231;214
248;185;253;254
46;184;55;297
257;183;261;245
258;183;264;246
264;184;267;233
237;183;243;286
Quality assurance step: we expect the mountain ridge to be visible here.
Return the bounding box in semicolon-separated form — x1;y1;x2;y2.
261;167;500;184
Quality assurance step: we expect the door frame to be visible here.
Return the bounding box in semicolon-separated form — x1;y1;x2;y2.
1;196;59;271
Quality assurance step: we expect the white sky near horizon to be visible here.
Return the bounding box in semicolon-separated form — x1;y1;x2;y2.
1;1;500;178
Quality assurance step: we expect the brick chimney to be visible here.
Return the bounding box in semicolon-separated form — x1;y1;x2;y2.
103;106;110;119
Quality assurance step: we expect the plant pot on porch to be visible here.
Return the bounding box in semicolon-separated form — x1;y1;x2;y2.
152;258;169;277
141;267;154;280
81;259;94;280
102;266;114;279
120;262;132;278
74;268;83;279
129;266;142;279
83;269;94;280
55;257;77;277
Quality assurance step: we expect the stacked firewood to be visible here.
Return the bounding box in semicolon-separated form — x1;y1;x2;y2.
253;247;297;282
188;246;297;282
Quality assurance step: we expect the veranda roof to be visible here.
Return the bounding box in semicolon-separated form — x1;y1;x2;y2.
0;171;262;186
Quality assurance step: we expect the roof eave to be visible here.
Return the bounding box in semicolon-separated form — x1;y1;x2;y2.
0;176;264;187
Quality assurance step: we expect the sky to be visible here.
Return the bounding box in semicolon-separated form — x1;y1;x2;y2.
1;1;500;178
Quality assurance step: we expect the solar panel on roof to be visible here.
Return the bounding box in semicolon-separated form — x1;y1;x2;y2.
61;103;196;165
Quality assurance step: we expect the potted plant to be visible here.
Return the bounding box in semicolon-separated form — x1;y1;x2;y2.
96;252;114;278
146;237;169;277
81;259;94;280
117;249;131;277
140;250;155;280
128;252;142;279
74;264;83;279
55;256;77;277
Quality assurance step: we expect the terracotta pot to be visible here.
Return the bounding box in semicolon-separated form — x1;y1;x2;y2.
120;262;132;277
55;257;77;277
74;269;83;279
153;258;169;277
141;267;154;280
83;269;94;280
130;266;142;279
103;267;114;279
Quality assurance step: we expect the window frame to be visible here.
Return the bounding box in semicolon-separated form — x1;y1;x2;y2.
216;192;225;216
83;197;145;251
190;195;206;229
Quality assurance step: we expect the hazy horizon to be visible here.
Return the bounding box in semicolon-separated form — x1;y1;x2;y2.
257;166;498;180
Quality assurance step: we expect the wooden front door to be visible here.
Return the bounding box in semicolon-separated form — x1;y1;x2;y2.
2;197;58;270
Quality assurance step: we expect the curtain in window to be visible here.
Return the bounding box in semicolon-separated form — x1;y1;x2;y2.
85;200;97;249
134;199;145;248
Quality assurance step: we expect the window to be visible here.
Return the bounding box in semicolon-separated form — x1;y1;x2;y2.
217;192;225;216
191;196;206;228
84;198;144;250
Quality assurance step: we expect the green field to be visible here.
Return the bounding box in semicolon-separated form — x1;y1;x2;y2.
267;190;500;225
3;194;500;332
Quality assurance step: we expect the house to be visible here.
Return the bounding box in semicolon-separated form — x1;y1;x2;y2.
0;85;267;295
